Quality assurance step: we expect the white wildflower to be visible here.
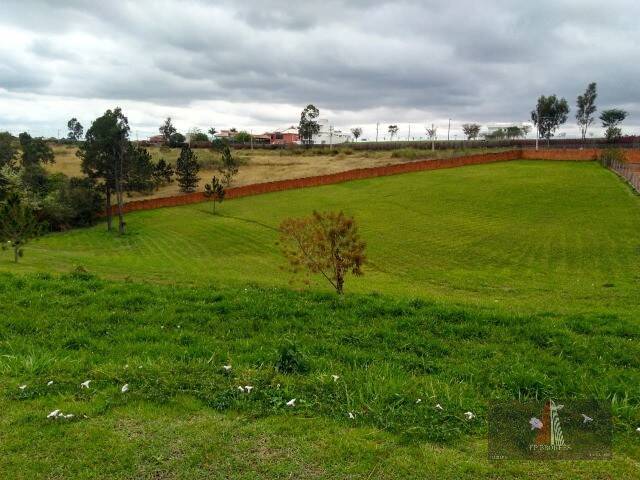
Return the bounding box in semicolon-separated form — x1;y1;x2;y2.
80;380;91;389
19;384;27;391
121;384;129;393
286;398;296;407
464;411;476;420
331;375;340;382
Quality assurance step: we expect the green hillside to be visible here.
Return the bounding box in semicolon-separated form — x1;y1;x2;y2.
2;160;640;478
1;273;638;478
3;160;640;316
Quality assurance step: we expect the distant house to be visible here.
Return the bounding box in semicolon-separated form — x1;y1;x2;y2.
267;126;299;145
312;119;351;145
148;135;165;145
214;130;238;140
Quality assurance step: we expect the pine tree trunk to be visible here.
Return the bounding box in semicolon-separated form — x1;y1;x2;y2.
105;186;112;231
116;144;126;235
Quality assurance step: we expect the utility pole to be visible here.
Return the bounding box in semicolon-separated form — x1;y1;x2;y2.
329;125;334;149
376;122;379;142
408;124;411;141
447;119;451;141
250;129;254;150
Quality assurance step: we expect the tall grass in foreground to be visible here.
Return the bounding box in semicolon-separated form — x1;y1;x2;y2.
2;273;638;444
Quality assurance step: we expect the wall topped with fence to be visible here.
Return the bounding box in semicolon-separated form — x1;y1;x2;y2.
109;148;639;215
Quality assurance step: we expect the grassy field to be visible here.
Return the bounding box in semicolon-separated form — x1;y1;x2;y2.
1;273;638;478
2;160;640;478
11;160;640;316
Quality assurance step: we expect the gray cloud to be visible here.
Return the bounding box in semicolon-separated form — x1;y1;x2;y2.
0;0;639;136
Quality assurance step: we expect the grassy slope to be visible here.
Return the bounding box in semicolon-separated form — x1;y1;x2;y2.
6;160;640;316
1;274;638;478
2;160;640;478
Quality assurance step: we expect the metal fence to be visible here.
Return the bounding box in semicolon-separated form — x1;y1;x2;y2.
610;159;640;193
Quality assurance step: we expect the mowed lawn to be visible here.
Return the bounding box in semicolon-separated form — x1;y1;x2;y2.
5;160;640;316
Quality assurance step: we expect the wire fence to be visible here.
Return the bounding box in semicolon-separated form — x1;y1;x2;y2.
609;158;640;193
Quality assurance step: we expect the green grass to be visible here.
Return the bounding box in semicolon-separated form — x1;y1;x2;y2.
5;160;640;317
2;160;640;478
1;273;639;478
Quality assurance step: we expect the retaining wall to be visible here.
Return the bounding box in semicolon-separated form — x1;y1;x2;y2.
111;148;637;215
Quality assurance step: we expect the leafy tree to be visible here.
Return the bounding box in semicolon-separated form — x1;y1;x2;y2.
78;108;151;234
531;95;570;142
600;108;628;141
159;117;177;145
576;83;597;141
218;144;239;187
233;131;252;143
521;125;532;138
0;132;18;169
350;127;363;141
203;176;225;214
505;126;523;139
67;118;84;141
207;127;217;139
79;108;127;232
279;210;366;295
18;133;54;168
188;127;209;143
176;145;200;193
152;158;174;189
168;132;186;148
298;104;321;146
16;133;55;197
462;123;481;140
483;129;506;140
0;193;43;263
41;176;103;230
387;125;399;140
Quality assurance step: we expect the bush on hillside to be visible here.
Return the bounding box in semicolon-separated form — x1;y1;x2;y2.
275;342;309;374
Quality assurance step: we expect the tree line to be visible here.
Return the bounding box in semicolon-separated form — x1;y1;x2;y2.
0;107;241;262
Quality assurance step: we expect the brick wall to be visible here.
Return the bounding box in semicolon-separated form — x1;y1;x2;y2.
110;148;637;215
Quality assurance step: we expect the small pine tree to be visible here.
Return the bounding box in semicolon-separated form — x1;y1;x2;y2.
0;193;43;263
175;146;200;193
203;176;226;214
218;145;239;187
152;158;174;190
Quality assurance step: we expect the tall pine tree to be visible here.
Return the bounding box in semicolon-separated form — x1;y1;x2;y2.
176;145;200;193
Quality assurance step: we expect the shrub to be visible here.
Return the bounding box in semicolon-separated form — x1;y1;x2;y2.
275;343;309;374
598;148;626;168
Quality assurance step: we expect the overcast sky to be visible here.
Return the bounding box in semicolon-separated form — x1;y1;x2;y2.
1;0;639;140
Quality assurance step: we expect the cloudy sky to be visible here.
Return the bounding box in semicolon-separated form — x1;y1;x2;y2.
1;0;639;140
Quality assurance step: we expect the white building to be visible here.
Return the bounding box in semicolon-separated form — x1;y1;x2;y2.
312;119;352;145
